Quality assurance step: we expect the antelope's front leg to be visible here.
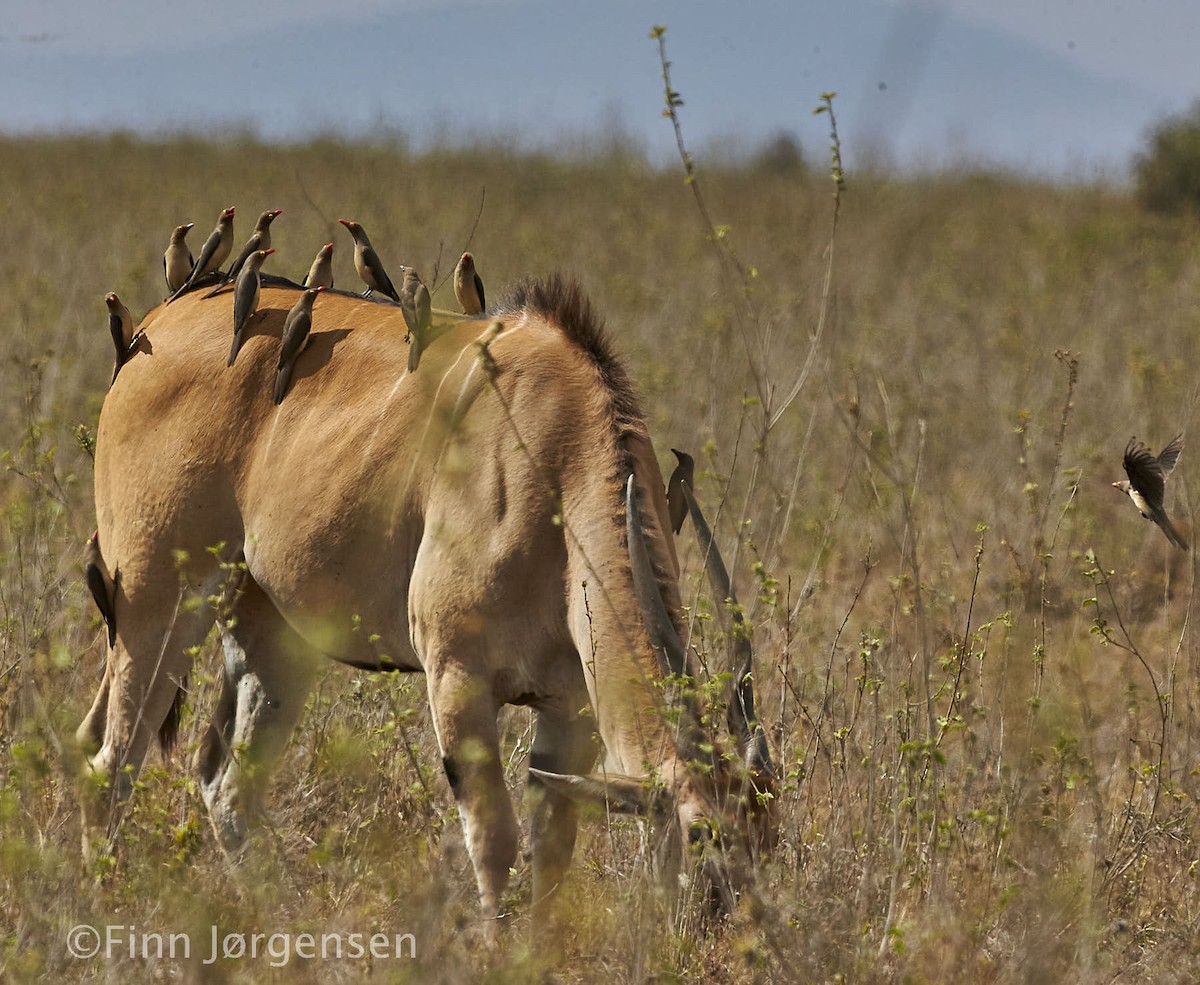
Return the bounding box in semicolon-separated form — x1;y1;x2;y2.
426;662;518;935
527;695;597;924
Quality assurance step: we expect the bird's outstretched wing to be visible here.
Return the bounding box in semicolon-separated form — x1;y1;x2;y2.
1124;437;1167;508
1157;434;1184;477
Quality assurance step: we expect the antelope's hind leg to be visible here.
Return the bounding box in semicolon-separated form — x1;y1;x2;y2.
78;563;214;855
77;662;112;758
197;576;320;860
196;573;319;859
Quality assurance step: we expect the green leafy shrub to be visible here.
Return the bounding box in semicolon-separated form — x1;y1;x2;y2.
1135;102;1200;214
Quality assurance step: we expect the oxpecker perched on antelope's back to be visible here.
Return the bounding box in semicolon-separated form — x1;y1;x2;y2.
104;292;134;384
273;287;324;405
454;252;486;315
207;209;282;295
400;267;432;373
338;218;401;303
303;242;334;290
228;248;274;367
169;205;235;302
163;223;194;294
84;530;117;647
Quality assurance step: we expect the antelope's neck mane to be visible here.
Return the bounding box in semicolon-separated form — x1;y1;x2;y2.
499;277;690;779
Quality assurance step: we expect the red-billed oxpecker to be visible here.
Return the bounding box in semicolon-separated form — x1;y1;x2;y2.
84;530;117;647
104;292;134;384
400;267;432;373
206;209;282;296
169;205;235;302
273;287;325;405
453;252;486;315
338;218;400;302
1113;435;1189;550
666;448;695;536
303;242;335;290
163;223;194;295
228;248;274;367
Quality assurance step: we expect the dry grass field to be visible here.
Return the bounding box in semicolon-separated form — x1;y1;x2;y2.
5;121;1200;984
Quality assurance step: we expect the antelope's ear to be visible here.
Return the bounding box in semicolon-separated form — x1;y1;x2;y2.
528;768;670;816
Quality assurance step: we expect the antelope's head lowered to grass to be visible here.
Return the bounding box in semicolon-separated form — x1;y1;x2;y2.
531;475;777;916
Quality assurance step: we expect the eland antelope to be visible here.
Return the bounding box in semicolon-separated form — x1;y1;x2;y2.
78;274;775;926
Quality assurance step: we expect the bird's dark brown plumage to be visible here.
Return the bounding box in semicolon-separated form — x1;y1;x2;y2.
401;268;432;372
666;448;695;536
273;287;323;404
169;205;235;302
1114;435;1188;550
84;530;117;646
339;219;401;303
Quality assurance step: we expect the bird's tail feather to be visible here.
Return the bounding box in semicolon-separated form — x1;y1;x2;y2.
1156;508;1190;551
273;366;291;405
1165;517;1190;551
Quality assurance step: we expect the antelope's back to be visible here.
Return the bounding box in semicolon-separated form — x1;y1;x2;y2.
95;286;482;573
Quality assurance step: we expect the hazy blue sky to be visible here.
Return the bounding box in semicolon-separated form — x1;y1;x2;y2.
3;0;1198;177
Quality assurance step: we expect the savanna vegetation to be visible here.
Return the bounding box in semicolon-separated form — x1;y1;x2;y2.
1137;100;1200;215
5;72;1200;983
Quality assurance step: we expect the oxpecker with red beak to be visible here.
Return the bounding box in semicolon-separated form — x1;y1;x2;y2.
454;252;486;315
338;218;400;302
84;530;117;647
163;222;194;294
206;209;282;295
169;205;235;302
666;448;695;536
303;242;334;290
228;248;274;367
400;267;432;373
104;292;134;384
273;287;324;405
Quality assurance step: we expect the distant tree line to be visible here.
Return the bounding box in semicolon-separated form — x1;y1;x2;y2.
750;131;807;176
1136;102;1200;214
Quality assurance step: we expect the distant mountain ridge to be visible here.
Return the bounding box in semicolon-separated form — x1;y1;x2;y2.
0;0;1189;178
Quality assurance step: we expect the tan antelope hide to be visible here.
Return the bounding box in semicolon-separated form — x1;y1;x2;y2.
77;274;774;926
